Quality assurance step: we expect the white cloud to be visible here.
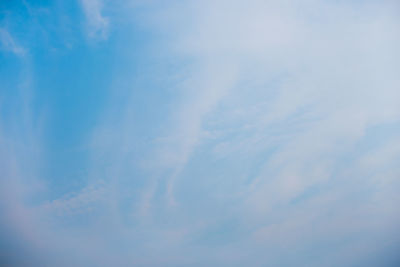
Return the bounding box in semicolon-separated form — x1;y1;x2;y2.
79;0;109;39
152;0;400;202
126;0;400;263
0;28;26;55
1;0;399;266
40;181;107;217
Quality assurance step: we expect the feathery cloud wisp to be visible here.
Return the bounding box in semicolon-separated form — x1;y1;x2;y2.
79;0;109;39
0;28;26;56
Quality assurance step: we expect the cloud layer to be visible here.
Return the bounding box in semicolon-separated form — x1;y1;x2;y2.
1;0;400;266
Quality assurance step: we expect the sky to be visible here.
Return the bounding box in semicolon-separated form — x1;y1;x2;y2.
0;0;400;266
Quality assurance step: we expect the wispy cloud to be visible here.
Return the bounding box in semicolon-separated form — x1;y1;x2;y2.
79;0;109;39
77;0;400;265
1;0;399;266
0;28;26;56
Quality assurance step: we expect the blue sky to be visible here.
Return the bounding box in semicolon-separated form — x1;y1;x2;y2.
1;0;400;266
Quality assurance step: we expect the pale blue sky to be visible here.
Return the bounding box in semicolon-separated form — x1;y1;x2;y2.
1;1;400;266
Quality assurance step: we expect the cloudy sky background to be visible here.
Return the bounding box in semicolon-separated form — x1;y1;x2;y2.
1;0;400;266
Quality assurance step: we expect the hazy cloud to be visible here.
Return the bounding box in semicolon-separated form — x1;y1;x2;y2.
1;0;399;266
0;28;26;55
79;0;109;39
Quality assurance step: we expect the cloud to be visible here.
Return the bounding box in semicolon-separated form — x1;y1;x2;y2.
1;0;400;266
40;181;107;217
125;0;400;264
0;90;49;266
151;0;400;199
0;28;26;56
79;0;109;39
79;0;400;265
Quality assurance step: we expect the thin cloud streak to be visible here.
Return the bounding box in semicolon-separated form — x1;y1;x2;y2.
79;0;109;39
0;28;26;56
